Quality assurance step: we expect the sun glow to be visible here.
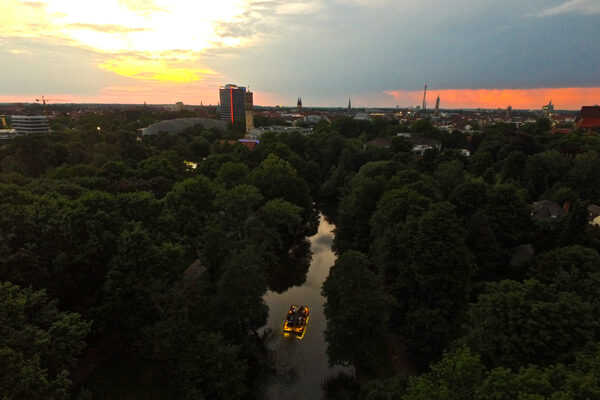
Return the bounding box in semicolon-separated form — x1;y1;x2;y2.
2;0;253;82
99;57;215;83
13;0;251;53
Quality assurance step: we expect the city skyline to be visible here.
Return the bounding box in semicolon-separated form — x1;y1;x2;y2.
1;0;599;109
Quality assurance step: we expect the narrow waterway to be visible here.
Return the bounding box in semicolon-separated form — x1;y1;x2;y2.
259;214;354;400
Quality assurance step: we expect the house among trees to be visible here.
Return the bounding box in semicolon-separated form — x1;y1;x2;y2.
409;136;441;157
576;106;600;132
531;200;567;222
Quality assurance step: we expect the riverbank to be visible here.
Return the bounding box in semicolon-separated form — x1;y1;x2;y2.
258;214;354;400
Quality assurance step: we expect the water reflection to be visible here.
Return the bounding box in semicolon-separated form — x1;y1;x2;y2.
259;214;354;400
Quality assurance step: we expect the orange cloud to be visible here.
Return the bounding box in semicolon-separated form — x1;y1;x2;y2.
99;57;216;83
0;78;222;105
385;87;600;110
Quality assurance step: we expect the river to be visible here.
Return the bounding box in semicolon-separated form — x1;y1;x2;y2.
259;214;354;400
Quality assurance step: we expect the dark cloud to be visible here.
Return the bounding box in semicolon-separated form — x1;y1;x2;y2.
205;0;600;102
0;37;128;95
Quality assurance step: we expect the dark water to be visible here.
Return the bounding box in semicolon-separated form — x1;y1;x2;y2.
259;214;354;400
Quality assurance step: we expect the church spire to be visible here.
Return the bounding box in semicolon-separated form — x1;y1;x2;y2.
347;97;352;113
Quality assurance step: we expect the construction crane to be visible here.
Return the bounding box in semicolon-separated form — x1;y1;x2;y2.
422;84;427;114
35;96;67;116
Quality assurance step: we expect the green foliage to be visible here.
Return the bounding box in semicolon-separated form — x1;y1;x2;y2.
449;180;488;218
433;160;466;198
210;246;268;339
391;136;413;153
164;175;215;242
5;105;600;398
323;251;388;370
403;347;485;400
567;151;600;201
0;282;91;399
410;202;476;306
533;246;600;313
370;188;431;238
500;150;527;182
250;153;311;217
483;184;531;247
387;202;476;363
213;184;263;239
258;198;303;246
461;279;597;369
523;150;569;200
100;224;185;333
469;151;494;177
179;332;248;400
189;136;211;161
359;375;407;400
215;161;250;188
410;120;438;138
394;345;600;400
335;173;387;253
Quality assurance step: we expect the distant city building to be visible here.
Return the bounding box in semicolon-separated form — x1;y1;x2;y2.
434;96;440;115
245;91;254;133
354;112;370;120
506;105;512;120
347;98;352;114
219;84;252;125
0;129;17;140
0;116;17;140
576;106;600;131
297;97;303;113
11;115;50;135
304;115;324;124
542;100;554;116
396;132;441;157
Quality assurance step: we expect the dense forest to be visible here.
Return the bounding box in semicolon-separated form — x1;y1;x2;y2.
1;108;600;399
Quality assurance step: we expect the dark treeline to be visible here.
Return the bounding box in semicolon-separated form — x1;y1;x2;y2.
0;111;322;399
2;111;600;399
321;118;600;399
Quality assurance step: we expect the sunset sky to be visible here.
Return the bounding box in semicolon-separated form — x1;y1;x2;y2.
0;0;599;109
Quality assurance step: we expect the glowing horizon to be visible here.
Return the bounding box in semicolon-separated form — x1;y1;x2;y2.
384;87;600;111
1;86;598;111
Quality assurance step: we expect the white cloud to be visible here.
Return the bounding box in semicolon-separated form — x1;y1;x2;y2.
275;1;322;15
537;0;600;17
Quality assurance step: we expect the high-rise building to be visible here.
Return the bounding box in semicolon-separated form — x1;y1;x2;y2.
245;91;254;133
11;115;50;135
219;84;251;124
434;96;440;115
